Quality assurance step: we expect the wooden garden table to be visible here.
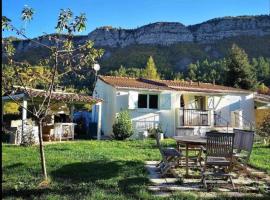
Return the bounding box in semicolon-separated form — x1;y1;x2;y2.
173;135;207;177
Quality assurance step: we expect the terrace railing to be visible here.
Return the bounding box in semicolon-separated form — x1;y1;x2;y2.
132;114;160;132
178;108;211;126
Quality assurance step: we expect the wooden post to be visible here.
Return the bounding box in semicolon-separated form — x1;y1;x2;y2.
1;100;4;129
185;143;189;177
70;105;75;140
96;102;102;140
70;104;74;122
238;110;243;129
210;110;215;127
21;97;28;144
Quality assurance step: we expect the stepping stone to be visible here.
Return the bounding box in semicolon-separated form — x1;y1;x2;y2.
145;160;270;196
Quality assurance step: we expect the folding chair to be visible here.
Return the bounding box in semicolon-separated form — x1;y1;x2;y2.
154;131;182;177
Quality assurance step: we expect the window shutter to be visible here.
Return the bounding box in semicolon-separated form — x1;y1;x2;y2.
128;91;138;109
160;93;171;110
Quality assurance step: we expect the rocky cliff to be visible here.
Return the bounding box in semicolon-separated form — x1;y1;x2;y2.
190;15;270;43
88;22;194;47
87;15;270;47
5;15;270;71
10;15;270;50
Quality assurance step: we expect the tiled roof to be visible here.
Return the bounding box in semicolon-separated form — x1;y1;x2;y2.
99;76;173;91
255;94;270;103
156;79;250;93
6;87;102;104
99;76;252;93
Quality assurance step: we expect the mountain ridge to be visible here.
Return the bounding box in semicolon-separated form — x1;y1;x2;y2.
7;15;270;48
4;15;270;74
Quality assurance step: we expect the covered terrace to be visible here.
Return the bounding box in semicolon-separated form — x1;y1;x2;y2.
2;87;103;144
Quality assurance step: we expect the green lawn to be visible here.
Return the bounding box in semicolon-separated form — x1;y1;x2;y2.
2;139;270;200
249;144;270;174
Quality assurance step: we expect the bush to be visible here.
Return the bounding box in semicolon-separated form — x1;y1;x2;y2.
113;110;133;140
148;124;163;138
20;126;36;146
256;113;270;145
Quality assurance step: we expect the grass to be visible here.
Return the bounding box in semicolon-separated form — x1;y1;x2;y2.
2;139;270;200
249;144;270;174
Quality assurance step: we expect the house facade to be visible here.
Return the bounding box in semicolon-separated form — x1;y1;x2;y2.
93;76;255;138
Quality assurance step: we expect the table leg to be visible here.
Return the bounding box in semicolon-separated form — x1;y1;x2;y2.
177;142;180;166
186;143;189;177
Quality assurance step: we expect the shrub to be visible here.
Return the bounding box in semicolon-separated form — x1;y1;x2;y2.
256;113;270;145
148;124;163;138
20;126;36;146
113;110;133;140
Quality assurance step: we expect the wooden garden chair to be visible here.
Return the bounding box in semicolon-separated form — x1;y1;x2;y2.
154;131;182;178
201;132;235;190
232;129;254;177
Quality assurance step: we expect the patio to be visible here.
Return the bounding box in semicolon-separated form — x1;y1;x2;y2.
145;161;270;197
148;130;270;197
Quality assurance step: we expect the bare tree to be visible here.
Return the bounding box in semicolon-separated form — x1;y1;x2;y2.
2;6;104;181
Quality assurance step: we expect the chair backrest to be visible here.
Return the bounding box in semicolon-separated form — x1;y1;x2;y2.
206;132;234;158
233;129;254;161
154;131;167;160
154;131;162;151
233;129;242;151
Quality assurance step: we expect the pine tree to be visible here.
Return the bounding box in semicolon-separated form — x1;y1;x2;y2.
188;63;198;81
118;65;126;77
142;56;160;79
226;44;257;89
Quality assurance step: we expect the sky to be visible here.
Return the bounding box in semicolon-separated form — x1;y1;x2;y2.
2;0;270;38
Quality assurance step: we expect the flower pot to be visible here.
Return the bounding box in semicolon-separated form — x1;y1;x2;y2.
143;131;148;138
159;133;164;140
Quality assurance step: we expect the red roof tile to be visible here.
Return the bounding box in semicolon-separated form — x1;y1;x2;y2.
8;87;102;104
99;76;173;91
99;76;252;94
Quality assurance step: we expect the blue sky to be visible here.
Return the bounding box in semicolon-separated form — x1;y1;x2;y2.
2;0;269;38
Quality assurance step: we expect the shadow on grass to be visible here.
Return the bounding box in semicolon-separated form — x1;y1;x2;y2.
3;163;25;170
130;142;177;151
253;145;270;149
51;160;122;183
3;159;150;199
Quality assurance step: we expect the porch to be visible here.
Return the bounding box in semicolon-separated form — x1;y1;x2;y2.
175;108;253;136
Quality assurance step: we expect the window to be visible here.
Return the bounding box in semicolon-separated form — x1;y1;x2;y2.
138;94;159;109
149;95;158;109
138;94;147;108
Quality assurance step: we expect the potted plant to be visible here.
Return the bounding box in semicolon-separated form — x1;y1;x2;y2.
143;130;148;138
156;124;164;140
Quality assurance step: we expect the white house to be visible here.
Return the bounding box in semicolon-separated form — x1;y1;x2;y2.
93;76;255;138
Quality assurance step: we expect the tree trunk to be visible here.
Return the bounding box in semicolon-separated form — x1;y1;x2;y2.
38;119;48;180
